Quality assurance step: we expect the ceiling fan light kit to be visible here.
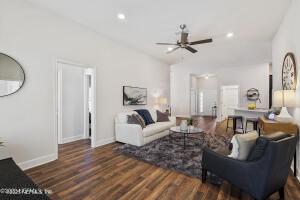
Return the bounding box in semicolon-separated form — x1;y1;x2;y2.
156;24;213;54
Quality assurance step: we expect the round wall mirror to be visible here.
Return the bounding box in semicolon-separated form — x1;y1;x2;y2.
0;53;25;97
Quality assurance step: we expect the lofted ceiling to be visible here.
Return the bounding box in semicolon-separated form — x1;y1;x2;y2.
26;0;291;65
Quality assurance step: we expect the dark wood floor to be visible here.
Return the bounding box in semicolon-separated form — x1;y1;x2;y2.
25;117;300;200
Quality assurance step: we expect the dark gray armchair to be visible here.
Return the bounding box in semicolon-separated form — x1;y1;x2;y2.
202;132;298;200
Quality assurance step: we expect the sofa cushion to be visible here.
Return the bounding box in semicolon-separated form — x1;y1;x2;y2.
235;131;259;160
117;111;138;124
142;121;173;137
135;109;155;125
247;137;269;161
157;110;169;122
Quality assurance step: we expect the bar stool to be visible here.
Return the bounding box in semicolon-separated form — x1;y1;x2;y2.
245;118;258;133
226;115;244;134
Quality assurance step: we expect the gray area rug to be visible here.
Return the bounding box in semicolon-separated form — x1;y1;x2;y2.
117;132;230;185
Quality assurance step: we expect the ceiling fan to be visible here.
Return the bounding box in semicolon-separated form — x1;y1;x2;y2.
156;24;213;54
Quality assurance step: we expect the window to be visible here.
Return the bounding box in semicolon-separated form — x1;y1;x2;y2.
199;91;203;113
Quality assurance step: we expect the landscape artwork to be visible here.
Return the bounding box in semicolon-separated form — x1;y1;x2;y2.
123;86;147;105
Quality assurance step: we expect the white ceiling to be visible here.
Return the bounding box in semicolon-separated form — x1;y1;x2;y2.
27;0;291;65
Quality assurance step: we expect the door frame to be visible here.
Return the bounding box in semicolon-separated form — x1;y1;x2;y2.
54;59;97;158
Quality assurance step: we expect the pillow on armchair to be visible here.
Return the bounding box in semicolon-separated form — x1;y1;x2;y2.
247;137;269;161
228;131;259;160
235;131;258;160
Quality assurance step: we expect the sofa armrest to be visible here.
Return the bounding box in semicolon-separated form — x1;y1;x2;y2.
115;123;144;146
0;146;11;160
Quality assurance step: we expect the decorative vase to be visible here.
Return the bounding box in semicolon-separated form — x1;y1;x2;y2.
180;120;188;131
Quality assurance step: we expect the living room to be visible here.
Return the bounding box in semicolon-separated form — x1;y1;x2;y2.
0;0;300;199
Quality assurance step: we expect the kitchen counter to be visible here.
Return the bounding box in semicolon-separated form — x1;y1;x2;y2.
234;107;269;113
234;107;268;132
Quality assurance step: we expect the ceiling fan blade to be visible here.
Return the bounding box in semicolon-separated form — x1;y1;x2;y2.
189;38;213;45
156;43;178;45
181;32;188;44
166;47;180;54
185;46;197;53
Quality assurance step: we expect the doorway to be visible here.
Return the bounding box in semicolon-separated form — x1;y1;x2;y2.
190;74;218;117
56;59;96;155
220;85;239;121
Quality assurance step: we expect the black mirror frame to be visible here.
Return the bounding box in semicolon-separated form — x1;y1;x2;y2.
0;53;26;97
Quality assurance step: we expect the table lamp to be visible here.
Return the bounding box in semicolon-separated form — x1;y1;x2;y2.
273;90;296;122
158;97;169;113
158;97;167;105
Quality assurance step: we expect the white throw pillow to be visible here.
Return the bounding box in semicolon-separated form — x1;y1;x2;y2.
235;131;259;160
228;135;239;159
147;108;157;122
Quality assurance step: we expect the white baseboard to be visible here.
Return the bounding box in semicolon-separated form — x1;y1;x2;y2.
62;135;84;144
18;153;57;170
94;137;115;147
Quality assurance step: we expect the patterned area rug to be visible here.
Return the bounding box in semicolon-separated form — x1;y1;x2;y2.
117;132;231;185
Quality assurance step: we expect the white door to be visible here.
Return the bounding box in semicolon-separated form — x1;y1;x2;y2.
220;85;239;121
202;89;217;116
190;89;197;116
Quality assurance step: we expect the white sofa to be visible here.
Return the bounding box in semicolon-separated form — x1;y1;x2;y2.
115;108;176;146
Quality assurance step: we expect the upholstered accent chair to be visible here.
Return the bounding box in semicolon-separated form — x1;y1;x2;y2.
202;132;298;200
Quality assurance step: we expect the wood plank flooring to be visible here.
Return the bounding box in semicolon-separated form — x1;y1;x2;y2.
25;117;300;200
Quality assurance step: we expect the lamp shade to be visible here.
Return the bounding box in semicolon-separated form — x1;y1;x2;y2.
158;97;168;105
273;90;296;107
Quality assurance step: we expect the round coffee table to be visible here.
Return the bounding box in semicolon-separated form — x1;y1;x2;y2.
169;126;204;149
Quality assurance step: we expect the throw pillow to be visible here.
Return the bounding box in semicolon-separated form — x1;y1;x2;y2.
127;114;146;128
156;110;169;122
228;135;239;159
134;114;146;128
134;109;155;125
247;137;269;161
235;131;259;160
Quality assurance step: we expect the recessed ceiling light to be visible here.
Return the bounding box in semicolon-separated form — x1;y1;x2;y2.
117;13;126;20
205;75;209;79
226;32;234;38
167;47;173;51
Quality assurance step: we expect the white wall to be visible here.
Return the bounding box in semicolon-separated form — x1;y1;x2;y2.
60;63;85;143
197;77;218;91
272;0;300;177
171;63;270;116
0;0;169;169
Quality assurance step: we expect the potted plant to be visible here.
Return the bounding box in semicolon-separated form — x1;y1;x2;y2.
188;118;194;129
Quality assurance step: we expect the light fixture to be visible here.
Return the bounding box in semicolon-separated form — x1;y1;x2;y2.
167;47;173;51
273;90;296;122
205;75;209;79
158;97;168;105
226;32;234;38
117;13;126;20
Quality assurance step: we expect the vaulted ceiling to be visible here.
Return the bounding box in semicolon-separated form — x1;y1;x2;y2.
27;0;291;65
